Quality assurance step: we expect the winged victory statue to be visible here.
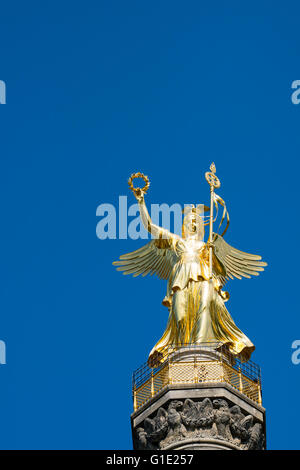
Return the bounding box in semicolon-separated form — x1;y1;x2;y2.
113;165;267;366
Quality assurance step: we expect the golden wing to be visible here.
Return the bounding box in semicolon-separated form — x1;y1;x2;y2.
113;238;179;280
212;233;267;285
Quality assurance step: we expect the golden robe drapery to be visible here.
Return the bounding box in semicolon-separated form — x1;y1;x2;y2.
148;238;254;365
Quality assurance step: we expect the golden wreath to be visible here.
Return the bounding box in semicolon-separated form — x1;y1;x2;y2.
128;173;150;195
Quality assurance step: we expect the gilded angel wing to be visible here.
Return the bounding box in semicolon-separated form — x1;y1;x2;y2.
212;233;267;285
113;237;179;280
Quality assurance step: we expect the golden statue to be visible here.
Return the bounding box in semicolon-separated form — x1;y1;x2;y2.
113;165;267;366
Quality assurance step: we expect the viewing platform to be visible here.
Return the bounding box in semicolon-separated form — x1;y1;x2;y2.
132;343;262;412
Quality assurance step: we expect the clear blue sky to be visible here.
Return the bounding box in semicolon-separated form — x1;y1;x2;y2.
0;1;299;449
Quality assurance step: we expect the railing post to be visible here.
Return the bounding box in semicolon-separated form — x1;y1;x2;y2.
220;361;225;383
220;351;225;383
133;385;137;411
194;357;198;383
257;380;262;405
151;370;154;397
168;361;172;385
238;367;243;393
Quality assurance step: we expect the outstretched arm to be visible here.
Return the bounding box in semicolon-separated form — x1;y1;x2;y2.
133;189;175;240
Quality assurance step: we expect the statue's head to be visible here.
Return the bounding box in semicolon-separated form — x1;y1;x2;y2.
230;405;241;415
182;205;205;240
213;399;229;410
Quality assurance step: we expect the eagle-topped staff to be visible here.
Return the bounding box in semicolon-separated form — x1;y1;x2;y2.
113;166;267;367
205;162;221;279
